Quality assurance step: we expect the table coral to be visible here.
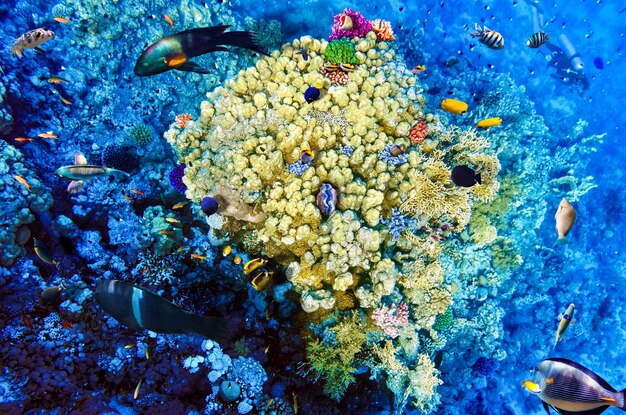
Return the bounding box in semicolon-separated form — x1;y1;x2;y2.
165;27;501;411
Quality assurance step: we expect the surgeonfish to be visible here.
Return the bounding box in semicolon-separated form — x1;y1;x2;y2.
244;258;268;275
40;285;64;305
554;303;575;348
441;98;468;114
34;238;57;266
476;117;503;129
527;32;550;48
470;23;504;50
94;279;229;342
55;164;130;181
134;25;268;77
555;198;576;243
522;357;626;415
11;28;55;57
451;165;481;187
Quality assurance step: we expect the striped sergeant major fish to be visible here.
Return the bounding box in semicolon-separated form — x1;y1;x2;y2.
470;23;505;50
523;357;626;415
527;32;550;48
94;280;229;342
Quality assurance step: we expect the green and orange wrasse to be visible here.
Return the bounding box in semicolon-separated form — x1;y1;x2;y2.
134;25;268;77
55;164;130;181
94;279;229;342
523;357;626;415
554;303;575;348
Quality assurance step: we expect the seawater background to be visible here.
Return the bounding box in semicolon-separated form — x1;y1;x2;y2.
0;0;625;413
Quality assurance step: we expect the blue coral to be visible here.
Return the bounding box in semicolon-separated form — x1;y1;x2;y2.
101;143;140;173
287;160;310;176
378;144;408;167
380;208;418;241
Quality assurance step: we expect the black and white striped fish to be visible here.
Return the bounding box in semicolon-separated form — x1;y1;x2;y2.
522;357;626;415
470;23;504;50
527;32;550;48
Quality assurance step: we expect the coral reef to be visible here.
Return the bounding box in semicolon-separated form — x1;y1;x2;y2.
329;9;373;41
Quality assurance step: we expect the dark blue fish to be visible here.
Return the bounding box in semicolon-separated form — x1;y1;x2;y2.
304;86;320;103
451;165;481;187
95;279;228;342
593;57;604;69
201;196;219;216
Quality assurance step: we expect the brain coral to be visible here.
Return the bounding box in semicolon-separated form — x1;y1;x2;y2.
165;30;501;410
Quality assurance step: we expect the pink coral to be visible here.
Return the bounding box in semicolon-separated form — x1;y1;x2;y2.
329;9;373;41
372;302;409;339
409;119;428;145
321;67;349;85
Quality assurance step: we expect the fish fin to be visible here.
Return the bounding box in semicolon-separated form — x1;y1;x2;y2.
175;61;211;74
545;358;617;392
620;388;626;410
552;237;569;247
553;407;609;415
34;47;46;54
212;29;269;56
599;397;616;403
104;167;131;177
542;402;551;414
186;313;231;344
475;172;482;185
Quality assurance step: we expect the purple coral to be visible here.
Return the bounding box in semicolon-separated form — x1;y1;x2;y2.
381;208;417;241
168;163;187;194
329;9;373;41
287;160;310;176
372;302;409;339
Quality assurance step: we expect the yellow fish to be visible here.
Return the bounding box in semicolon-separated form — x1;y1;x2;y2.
13;175;31;191
555;198;576;243
165;217;180;224
476;117;502;129
412;64;426;75
251;271;272;291
164;13;174;28
172;200;190;209
244;258;267;275
48;76;68;84
554;303;575;348
233;256;242;265
190;253;206;261
441;98;468;115
133;378;143;400
222;245;232;257
60;96;72;106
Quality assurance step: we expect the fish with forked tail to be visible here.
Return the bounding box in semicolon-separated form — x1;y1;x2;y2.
94;279;229;342
134;25;268;77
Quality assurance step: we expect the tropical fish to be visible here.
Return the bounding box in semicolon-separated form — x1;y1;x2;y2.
244;258;268;275
470;24;504;50
165;217;180;224
123;194;134;203
11;28;55;57
13;175;31;191
441;98;468;114
94;279;229;341
53;17;70;23
523;357;626;415
134;25;267;77
38;131;58;139
14;137;34;143
476;117;503;129
133;378;143;400
555;198;576;243
222;245;232;257
300;40;311;61
412;64;426;75
67;179;84;194
34;238;57;266
338;14;353;30
300;148;315;164
316;183;338;216
60;96;72;106
190;253;206;261
163;13;174;28
48;76;68;84
233;256;242;265
304;85;321;103
323;62;339;72
390;144;407;156
201;196;219;216
172;200;190;210
251;271;272;291
554;303;575;348
339;63;354;72
451;165;481;187
527;32;550;48
40;285;64;305
130;189;145;196
55;164;130;181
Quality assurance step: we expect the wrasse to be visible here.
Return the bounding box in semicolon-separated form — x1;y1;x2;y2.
470;23;504;50
172;200;190;209
11;28;55;57
134;378;143;400
165;217;180;223
53;16;70;23
55;164;130;181
48;76;68;83
14;137;35;143
13;175;31;191
130;189;145;196
244;258;268;275
60;96;72;105
441;98;468;115
164;13;174;28
38;131;58;139
476;117;502;129
190;253;207;261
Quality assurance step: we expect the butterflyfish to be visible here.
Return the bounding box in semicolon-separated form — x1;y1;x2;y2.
441;98;468;114
244;258;267;275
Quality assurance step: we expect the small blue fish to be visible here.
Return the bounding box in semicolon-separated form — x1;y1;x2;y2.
304;86;320;103
316;183;338;216
300;148;315;164
201;196;219;216
300;40;311;61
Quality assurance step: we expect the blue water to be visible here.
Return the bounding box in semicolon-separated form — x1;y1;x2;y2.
1;0;625;414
